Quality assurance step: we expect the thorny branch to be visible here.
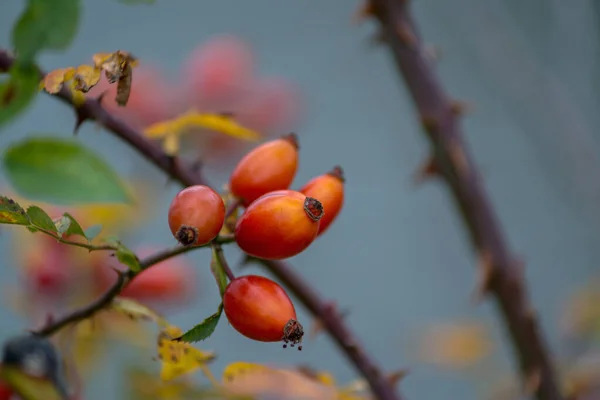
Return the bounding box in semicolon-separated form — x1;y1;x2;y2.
33;234;235;337
0;50;403;400
366;1;563;399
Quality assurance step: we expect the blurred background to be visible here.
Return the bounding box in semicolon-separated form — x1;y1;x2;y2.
2;1;600;399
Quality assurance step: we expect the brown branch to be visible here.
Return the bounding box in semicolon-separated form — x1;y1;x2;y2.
367;1;563;399
0;49;402;400
32;235;235;337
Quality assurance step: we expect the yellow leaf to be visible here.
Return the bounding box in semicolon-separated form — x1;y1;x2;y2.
182;112;261;141
418;322;492;369
111;297;168;327
222;362;338;399
157;325;216;382
143;111;261;156
72;65;102;93
115;62;132;106
40;67;75;94
92;51;137;106
163;133;180;157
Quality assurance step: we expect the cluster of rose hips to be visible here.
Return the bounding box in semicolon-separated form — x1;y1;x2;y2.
167;133;345;349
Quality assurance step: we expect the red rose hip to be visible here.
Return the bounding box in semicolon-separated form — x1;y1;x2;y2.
234;190;323;260
229;133;299;206
168;185;226;246
299;166;345;235
223;275;303;349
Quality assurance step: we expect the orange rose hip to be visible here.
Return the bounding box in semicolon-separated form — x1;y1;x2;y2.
168;185;226;246
299;165;345;235
229;133;299;206
223;275;304;349
234;190;323;260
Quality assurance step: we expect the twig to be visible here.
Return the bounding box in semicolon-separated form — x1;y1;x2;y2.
367;1;562;399
0;49;402;400
32;235;234;337
211;242;236;281
36;227;117;252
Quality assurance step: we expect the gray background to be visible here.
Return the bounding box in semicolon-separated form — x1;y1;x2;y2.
1;1;600;399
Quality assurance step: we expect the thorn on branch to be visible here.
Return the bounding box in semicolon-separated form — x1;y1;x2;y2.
472;249;496;304
396;22;418;49
450;100;473;117
412;156;440;186
420;114;440;135
352;1;375;25
73;107;89;135
524;368;542;396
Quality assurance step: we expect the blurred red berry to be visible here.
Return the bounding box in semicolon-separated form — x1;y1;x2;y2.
22;236;72;298
236;78;303;135
183;35;255;108
0;380;13;400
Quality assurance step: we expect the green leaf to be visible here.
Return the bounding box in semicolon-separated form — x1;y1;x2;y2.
3;137;132;205
0;64;39;128
26;205;57;233
0;196;30;225
210;246;228;297
11;0;81;64
54;212;86;238
176;304;223;343
116;244;140;272
84;224;102;240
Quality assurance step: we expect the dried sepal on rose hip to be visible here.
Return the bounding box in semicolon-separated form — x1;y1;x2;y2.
229;133;299;206
168;185;226;246
299;165;345;235
223;274;304;350
234;190;324;260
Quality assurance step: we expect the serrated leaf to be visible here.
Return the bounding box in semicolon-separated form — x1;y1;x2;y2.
111;297;167;326
157;325;216;381
62;212;86;238
26;205;57;233
210;247;228;297
84;224;102;240
116;244;140;272
0;196;30;225
176;304;223;343
11;0;80;64
3;137;132;205
0;64;39;128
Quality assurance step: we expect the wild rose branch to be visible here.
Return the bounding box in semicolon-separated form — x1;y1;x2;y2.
0;49;403;400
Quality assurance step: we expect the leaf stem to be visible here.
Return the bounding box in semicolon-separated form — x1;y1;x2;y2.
36;227;116;252
211;242;235;281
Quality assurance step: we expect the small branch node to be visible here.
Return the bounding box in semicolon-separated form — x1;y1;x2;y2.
412;156;440;186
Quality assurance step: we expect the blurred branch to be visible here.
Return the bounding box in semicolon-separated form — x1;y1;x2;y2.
367;1;562;399
0;49;402;400
33;234;234;337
